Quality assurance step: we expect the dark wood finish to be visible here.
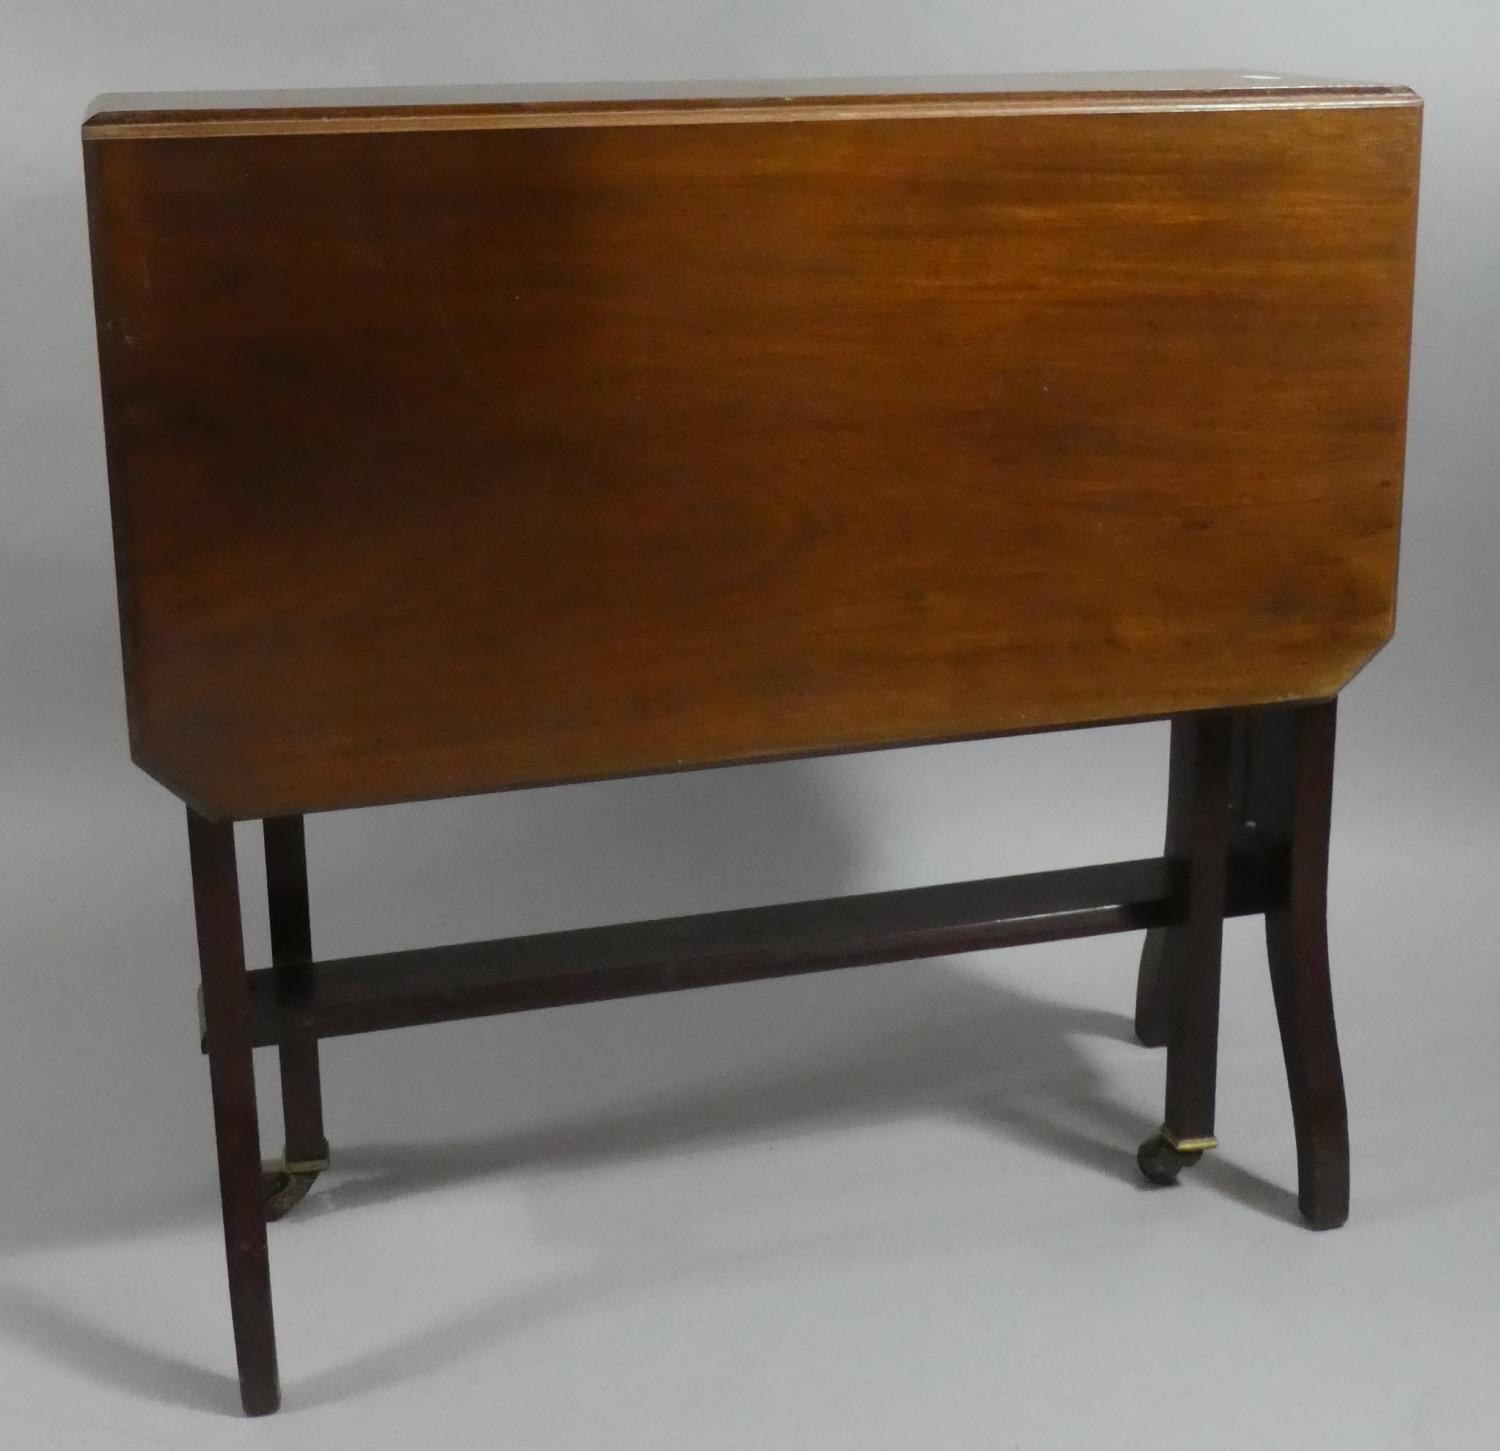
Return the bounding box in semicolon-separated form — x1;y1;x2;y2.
1159;713;1235;1144
83;72;1413;129
1134;720;1194;1048
233;853;1269;1048
1133;930;1172;1051
1247;701;1350;1229
187;811;279;1415
1133;701;1349;1220
263;818;326;1162
1135;713;1235;1185
263;818;312;962
262;816;328;1219
83;78;1421;819
1135;713;1257;1046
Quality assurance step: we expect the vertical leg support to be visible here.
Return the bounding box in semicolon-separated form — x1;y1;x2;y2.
1134;701;1349;1226
262;815;328;1220
1246;700;1349;1229
188;809;280;1415
1135;714;1252;1047
1137;712;1235;1186
1134;720;1194;1048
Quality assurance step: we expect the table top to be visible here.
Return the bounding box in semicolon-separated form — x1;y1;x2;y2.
83;71;1416;138
84;73;1421;818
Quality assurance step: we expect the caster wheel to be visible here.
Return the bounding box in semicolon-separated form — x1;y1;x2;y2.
1136;1133;1202;1187
261;1167;320;1221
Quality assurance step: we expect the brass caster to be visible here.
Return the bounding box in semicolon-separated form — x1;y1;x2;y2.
260;1158;326;1221
1136;1129;1215;1187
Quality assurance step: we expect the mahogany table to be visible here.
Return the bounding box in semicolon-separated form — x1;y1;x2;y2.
82;72;1421;1414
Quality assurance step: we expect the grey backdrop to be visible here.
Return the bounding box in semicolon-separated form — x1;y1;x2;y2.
2;4;1497;1446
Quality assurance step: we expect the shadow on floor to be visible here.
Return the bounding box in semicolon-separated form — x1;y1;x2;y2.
0;956;1300;1415
0;1284;236;1415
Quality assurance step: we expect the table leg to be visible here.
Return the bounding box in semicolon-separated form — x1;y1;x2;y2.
1245;700;1349;1228
262;815;328;1220
1134;720;1194;1047
187;808;280;1415
1135;713;1253;1047
1138;712;1235;1185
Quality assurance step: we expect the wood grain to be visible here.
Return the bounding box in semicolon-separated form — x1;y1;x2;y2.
84;83;1421;818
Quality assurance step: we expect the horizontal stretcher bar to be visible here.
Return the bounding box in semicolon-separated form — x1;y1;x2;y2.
237;853;1272;1048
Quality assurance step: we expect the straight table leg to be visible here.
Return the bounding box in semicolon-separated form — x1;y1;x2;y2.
1135;714;1252;1047
262;815;328;1220
188;809;280;1415
1137;712;1235;1185
1134;719;1194;1047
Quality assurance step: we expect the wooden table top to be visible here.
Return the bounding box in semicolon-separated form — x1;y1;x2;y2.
84;71;1415;134
84;74;1421;818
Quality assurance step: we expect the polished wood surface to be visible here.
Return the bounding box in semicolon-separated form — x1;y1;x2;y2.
234;851;1272;1047
83;72;1412;135
85;80;1419;819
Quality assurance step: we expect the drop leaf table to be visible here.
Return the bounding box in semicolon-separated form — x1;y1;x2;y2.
82;72;1421;1414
